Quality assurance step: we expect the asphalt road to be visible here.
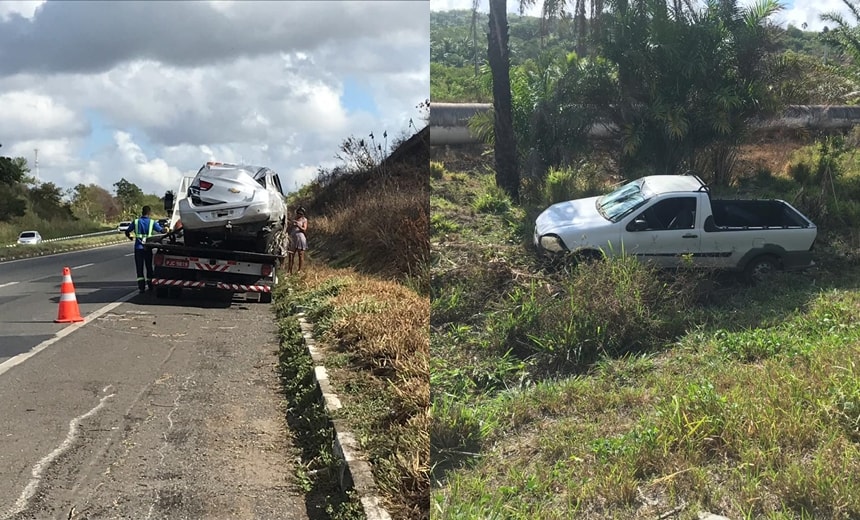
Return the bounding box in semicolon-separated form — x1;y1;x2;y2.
0;247;311;519
0;243;137;362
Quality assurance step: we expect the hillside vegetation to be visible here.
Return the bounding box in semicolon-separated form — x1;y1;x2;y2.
273;128;430;519
430;140;860;519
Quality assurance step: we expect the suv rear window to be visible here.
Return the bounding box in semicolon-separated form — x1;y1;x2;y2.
20;232;35;238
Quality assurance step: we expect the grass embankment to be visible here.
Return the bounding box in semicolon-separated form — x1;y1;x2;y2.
0;233;128;261
0;216;172;260
273;129;430;519
430;145;860;519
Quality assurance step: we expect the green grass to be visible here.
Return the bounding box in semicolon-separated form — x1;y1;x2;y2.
0;233;128;260
278;266;429;520
431;150;860;519
272;285;364;520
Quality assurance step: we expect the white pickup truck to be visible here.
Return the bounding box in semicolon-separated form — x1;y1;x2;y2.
534;175;817;280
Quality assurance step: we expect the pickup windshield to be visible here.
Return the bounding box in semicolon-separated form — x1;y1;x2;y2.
596;180;650;222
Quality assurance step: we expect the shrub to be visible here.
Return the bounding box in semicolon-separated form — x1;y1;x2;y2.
543;163;605;207
489;255;695;368
544;167;576;205
430;161;447;180
430;394;498;482
472;185;510;214
431;213;460;235
788;161;813;185
431;261;515;326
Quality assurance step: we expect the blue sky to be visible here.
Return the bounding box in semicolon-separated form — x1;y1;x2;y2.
79;110;112;160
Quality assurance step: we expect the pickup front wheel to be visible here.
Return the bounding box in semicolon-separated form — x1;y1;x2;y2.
743;255;779;285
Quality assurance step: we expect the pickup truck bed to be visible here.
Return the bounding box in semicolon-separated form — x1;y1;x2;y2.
709;200;809;229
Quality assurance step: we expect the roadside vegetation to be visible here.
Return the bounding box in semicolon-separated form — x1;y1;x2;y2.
430;141;860;519
431;3;860;514
0;154;168;249
273;126;430;519
0;232;130;261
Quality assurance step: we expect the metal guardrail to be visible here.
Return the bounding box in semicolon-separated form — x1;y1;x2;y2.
4;229;120;248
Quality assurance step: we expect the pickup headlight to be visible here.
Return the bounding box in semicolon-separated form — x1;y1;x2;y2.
539;235;567;252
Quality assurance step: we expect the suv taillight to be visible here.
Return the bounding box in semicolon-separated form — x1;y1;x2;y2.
198;180;213;191
261;264;273;278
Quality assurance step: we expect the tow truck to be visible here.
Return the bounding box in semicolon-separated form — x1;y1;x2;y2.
143;182;282;303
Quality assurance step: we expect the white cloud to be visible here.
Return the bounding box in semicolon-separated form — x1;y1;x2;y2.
0;0;43;21
0;1;429;202
778;0;853;31
0;91;87;141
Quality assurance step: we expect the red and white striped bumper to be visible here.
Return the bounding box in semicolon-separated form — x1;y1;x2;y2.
151;278;272;293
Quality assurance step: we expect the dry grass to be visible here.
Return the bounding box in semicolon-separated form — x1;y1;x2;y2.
275;128;430;519
283;264;429;519
312;173;429;279
291;130;430;286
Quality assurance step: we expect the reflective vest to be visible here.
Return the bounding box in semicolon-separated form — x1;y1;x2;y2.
133;217;156;248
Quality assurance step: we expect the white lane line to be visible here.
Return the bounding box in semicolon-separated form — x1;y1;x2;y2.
0;289;139;378
124;253;134;257
9;392;116;518
72;263;94;270
0;281;19;289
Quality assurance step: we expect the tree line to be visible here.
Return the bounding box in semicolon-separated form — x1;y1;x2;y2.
440;0;860;199
0;149;163;226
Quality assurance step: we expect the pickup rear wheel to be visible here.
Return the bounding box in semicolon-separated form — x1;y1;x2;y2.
743;255;779;285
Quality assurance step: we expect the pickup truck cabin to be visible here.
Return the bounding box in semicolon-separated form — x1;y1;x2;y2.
534;175;817;279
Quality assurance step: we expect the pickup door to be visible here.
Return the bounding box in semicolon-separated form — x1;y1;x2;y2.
620;194;702;268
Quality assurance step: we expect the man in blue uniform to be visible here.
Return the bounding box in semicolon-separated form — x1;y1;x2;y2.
125;205;165;293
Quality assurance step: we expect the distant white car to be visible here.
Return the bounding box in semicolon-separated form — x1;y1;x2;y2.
117;221;132;233
17;231;42;245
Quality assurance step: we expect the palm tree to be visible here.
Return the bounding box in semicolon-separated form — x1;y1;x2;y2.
488;0;520;200
820;0;860;84
588;0;784;183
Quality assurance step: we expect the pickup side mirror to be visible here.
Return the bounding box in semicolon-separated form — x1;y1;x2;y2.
627;218;648;232
163;190;175;213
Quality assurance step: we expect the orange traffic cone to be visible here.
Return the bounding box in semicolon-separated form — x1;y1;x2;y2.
55;266;84;323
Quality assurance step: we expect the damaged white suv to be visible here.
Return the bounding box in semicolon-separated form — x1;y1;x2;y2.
177;162;287;252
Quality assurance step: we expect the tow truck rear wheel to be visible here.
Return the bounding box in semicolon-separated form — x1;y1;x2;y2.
259;292;272;304
155;286;169;298
168;287;182;298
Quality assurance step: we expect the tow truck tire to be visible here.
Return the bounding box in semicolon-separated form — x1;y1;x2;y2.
155;286;169;298
259;292;272;304
168;287;182;299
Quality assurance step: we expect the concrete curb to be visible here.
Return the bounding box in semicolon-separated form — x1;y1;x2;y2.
297;313;392;520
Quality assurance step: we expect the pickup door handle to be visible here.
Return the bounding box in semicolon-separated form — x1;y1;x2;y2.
682;234;698;239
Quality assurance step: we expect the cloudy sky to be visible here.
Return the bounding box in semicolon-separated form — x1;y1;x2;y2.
0;0;429;198
430;0;853;32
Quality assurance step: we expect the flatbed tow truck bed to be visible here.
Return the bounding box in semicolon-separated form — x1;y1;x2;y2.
143;233;283;303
